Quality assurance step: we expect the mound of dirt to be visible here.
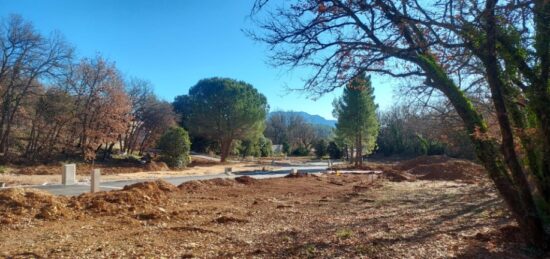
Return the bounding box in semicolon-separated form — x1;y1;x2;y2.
178;178;237;193
178;181;205;192
414;160;485;182
385;156;487;183
72;180;177;215
0;188;74;224
234;176;258;185
395;155;451;171
122;180;177;192
333;163;391;171
177;178;236;193
201;178;235;186
144;161;170;171
384;170;417;182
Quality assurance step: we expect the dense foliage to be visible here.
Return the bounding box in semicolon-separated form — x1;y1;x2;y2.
174;78;268;162
157;127;191;168
377;105;473;159
237;135;273;158
333;74;379;166
314;139;328;158
327;141;343;159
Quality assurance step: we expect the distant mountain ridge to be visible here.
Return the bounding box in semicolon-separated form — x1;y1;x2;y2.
269;111;336;127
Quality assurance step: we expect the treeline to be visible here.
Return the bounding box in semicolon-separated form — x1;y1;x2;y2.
264;112;331;156
377;105;472;159
376;95;497;159
0;15;177;163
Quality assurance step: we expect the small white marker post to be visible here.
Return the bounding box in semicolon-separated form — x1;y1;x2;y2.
224;167;233;175
91;169;101;193
62;164;76;185
291;168;298;175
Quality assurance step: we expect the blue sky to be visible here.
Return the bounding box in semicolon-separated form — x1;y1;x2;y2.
0;0;396;120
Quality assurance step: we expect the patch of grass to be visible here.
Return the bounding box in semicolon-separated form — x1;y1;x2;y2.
336;228;353;239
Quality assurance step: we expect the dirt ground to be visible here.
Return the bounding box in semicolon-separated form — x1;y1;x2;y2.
0;158;541;258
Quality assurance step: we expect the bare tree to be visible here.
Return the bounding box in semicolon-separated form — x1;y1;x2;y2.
121;78;178;155
265;112;317;150
67;56;131;160
25;87;75;160
251;0;550;247
122;78;155;154
0;15;72;159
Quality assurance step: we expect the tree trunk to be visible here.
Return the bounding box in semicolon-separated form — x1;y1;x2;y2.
348;145;355;164
417;52;548;248
356;132;363;167
220;139;232;163
483;0;546;247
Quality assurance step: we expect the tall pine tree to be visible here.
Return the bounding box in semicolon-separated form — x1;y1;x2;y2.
333;74;379;166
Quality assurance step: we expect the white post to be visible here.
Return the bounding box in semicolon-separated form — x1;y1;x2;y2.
225;167;233;175
91;169;101;193
62;164;76;185
291;168;298;175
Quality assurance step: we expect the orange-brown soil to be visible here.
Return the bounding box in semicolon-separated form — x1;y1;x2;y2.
0;169;538;258
335;156;487;184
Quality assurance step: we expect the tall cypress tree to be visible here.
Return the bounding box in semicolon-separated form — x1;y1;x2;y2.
333;74;379;166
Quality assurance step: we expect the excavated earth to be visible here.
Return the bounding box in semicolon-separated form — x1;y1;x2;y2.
0;158;542;258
